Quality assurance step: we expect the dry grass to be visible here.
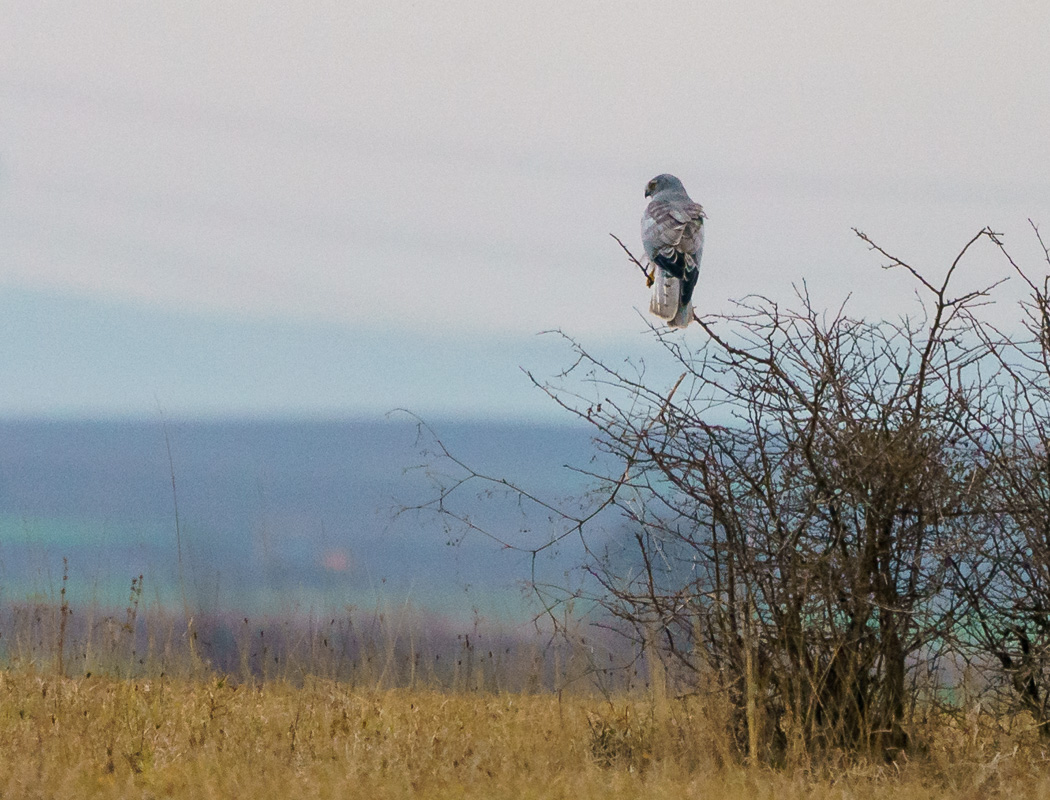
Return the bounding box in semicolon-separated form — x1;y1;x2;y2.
1;669;1050;799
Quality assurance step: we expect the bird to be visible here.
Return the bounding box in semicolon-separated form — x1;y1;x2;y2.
641;174;705;328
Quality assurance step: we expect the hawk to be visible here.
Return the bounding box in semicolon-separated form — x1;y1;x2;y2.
641;174;705;328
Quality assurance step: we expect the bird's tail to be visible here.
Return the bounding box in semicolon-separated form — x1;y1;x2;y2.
649;266;681;321
668;301;693;329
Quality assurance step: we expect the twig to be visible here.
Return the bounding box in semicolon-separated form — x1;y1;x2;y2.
610;233;654;286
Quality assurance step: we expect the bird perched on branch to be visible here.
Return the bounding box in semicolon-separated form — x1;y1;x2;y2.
641;174;705;328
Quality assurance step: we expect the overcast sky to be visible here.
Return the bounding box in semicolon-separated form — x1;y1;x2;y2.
2;1;1049;418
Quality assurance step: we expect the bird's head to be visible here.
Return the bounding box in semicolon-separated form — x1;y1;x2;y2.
644;173;686;198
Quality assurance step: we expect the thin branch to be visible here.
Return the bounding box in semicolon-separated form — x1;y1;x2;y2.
610;232;653;286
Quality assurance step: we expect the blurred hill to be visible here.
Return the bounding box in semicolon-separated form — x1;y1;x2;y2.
0;417;601;623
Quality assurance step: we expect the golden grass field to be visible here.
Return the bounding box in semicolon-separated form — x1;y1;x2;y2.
3;669;1050;800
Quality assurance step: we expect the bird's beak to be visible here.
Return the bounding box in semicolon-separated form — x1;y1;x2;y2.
644;185;653;198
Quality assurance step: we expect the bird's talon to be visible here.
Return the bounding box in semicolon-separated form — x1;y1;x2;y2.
645;270;655;288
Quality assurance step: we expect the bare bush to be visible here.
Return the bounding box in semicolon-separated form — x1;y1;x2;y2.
945;224;1050;735
419;225;1050;763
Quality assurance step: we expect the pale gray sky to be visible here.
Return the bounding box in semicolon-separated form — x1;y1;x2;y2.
1;2;1049;416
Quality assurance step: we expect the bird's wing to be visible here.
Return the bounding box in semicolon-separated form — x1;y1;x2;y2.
642;199;705;262
648;266;682;321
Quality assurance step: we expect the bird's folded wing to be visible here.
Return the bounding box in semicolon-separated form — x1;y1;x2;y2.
669;202;705;225
649;266;681;321
642;201;686;251
643;200;706;253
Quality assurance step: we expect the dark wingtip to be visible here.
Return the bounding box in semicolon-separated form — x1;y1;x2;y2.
653;252;687;280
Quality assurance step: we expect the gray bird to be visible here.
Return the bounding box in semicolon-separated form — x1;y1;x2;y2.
641;174;705;328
